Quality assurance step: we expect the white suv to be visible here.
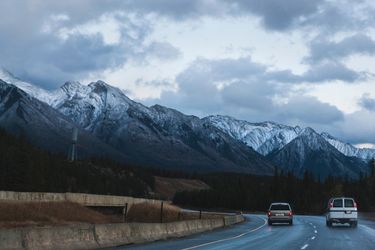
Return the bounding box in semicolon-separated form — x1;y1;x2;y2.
326;197;358;227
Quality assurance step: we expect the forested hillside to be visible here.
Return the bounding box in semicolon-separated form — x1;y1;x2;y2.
174;166;375;213
0;128;154;197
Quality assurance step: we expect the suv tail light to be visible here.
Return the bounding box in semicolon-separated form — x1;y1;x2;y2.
288;211;293;216
354;202;357;208
267;211;271;217
328;202;333;208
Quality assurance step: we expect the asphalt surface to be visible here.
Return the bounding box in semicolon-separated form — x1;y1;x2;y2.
115;214;375;250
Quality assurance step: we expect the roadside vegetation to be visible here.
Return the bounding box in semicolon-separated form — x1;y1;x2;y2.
0;201;120;228
0;201;224;228
174;167;375;214
126;202;222;223
1;127;375;217
154;176;210;200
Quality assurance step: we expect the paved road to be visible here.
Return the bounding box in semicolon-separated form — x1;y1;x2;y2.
115;214;375;250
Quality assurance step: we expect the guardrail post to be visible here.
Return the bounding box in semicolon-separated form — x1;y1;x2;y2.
160;202;164;223
123;203;128;223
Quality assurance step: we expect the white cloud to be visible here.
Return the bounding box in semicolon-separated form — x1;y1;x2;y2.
56;12;137;45
42;13;70;33
355;143;375;149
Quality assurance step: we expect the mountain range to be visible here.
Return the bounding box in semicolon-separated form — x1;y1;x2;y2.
0;68;372;179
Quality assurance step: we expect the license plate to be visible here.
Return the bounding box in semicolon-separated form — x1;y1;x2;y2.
345;211;352;214
276;213;283;216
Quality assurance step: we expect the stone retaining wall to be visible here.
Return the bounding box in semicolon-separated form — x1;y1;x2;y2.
0;215;245;250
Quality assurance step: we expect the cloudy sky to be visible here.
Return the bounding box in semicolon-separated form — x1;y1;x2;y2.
1;0;375;147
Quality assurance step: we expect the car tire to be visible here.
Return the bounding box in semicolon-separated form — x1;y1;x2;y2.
289;220;293;226
351;221;358;228
326;220;332;227
268;220;272;226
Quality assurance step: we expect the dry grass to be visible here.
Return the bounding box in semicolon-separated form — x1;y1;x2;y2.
126;202;223;223
0;201;224;228
154;176;210;200
0;201;120;228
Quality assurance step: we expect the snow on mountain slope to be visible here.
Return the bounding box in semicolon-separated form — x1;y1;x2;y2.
52;80;133;130
0;68;55;104
321;132;375;160
42;79;275;174
1;69;373;163
268;127;367;179
204;115;301;155
0;79;128;161
205;115;375;161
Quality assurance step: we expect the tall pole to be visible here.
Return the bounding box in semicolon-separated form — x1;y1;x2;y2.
68;127;78;162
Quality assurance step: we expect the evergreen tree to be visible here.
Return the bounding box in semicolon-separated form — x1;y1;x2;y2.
370;158;375;177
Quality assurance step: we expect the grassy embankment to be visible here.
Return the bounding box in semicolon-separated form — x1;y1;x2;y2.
0;201;222;228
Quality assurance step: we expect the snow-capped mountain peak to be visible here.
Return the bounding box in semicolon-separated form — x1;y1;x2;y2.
204;115;301;155
0;68;54;104
205;115;375;160
61;81;86;94
300;127;316;136
1;69;374;163
320;132;375;160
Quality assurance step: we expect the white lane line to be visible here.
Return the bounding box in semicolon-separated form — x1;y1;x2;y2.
180;217;267;250
314;230;318;234
311;236;316;240
301;244;309;250
313;226;316;229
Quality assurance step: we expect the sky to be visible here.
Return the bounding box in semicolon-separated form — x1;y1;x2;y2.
0;0;375;147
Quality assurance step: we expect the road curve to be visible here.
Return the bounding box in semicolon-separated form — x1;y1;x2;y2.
114;214;375;250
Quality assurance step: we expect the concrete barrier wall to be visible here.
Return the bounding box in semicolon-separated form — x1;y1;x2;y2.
0;191;164;208
0;215;244;250
223;214;244;226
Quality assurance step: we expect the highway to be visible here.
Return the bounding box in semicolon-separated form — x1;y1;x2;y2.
116;214;375;250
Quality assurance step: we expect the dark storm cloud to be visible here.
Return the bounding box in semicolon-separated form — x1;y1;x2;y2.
153;57;346;126
124;0;374;34
9;33;129;88
335;110;375;144
141;42;182;61
0;0;372;89
299;0;373;32
277;96;344;124
228;0;325;30
175;57;362;88
0;0;181;89
122;0;229;20
176;57;266;84
221;81;276;112
301;62;363;83
135;79;174;88
306;34;375;63
263;62;363;84
359;93;375;112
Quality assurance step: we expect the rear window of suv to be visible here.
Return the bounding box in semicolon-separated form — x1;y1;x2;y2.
270;204;290;210
344;199;355;207
333;199;343;207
